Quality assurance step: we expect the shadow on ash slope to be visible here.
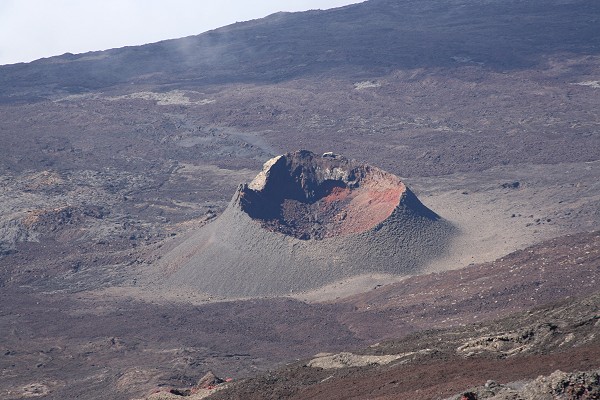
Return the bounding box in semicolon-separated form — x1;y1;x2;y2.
151;151;454;298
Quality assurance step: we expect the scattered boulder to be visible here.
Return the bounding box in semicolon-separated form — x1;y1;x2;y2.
449;369;600;400
501;181;520;189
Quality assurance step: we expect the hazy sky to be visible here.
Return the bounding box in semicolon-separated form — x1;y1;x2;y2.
0;0;364;65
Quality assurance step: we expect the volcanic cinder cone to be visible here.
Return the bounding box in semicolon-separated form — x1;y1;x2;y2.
157;151;455;298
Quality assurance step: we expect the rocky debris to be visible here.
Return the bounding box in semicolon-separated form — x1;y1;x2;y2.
455;323;558;357
145;389;213;400
0;204;108;254
22;205;107;233
306;349;432;369
524;370;600;399
142;371;229;400
207;289;600;400
306;352;404;369
155;150;455;297
448;369;600;399
196;371;225;390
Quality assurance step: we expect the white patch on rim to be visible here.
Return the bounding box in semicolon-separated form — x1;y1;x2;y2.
354;80;382;90
572;80;600;89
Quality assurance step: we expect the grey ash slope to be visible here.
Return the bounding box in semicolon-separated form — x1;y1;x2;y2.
154;151;454;298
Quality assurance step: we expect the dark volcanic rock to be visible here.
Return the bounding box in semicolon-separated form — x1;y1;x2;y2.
449;369;600;400
154;151;454;298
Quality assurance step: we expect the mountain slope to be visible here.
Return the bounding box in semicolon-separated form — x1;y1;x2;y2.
208;289;600;400
1;0;599;99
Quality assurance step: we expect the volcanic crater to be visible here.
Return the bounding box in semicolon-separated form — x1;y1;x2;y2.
239;151;407;240
154;151;455;298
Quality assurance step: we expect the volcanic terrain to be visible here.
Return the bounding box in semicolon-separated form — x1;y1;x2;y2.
0;0;599;399
208;288;600;400
154;150;454;298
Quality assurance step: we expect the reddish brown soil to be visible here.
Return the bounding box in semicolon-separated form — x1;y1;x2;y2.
220;345;600;400
337;230;600;341
275;184;403;239
321;186;351;203
209;285;600;399
330;185;404;237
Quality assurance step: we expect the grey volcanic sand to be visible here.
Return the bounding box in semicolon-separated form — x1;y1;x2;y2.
154;151;455;298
